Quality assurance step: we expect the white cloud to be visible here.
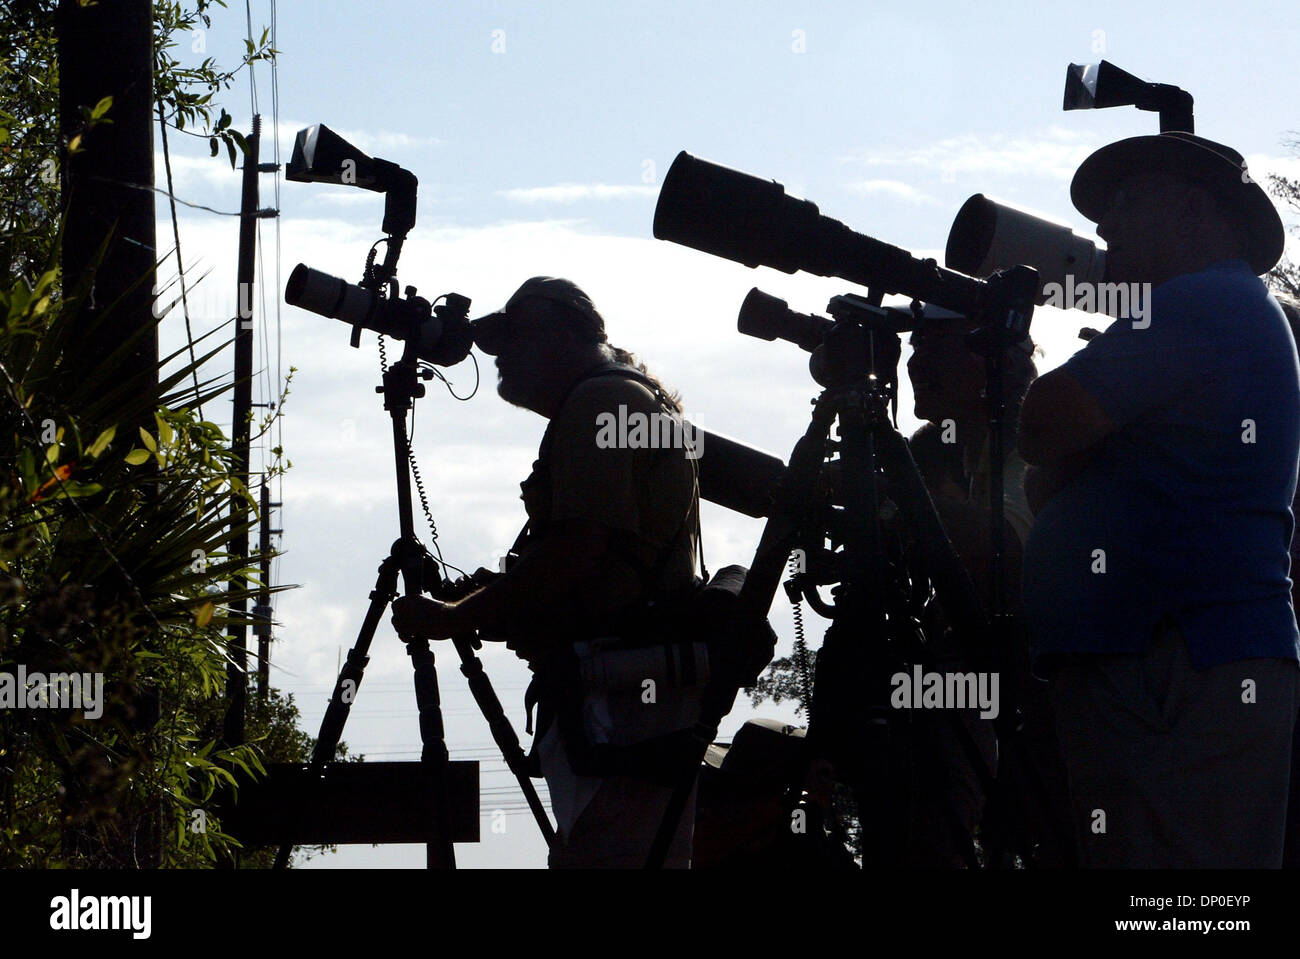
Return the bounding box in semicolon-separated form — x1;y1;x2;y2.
497;183;658;204
845;179;940;206
273;118;441;158
843;126;1099;182
153;150;244;197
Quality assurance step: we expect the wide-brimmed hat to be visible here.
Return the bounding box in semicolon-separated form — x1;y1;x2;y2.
471;276;606;355
1070;131;1284;276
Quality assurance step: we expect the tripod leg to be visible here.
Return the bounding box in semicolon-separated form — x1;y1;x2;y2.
831;402;914;867
983;706;1078;868
452;636;556;846
407;637;457;869
874;422;1074;863
814;630;909;868
644;480;818;869
272;554;402;869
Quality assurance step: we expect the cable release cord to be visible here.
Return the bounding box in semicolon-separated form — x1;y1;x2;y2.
788;550;814;709
375;295;480;581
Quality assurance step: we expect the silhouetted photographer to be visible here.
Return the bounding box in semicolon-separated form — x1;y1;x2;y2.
1019;132;1300;867
391;277;708;867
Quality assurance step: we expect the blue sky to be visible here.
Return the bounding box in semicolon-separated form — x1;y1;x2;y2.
155;0;1300;868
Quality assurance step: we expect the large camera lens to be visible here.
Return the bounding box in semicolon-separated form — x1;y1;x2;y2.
286;264;475;366
285;264;381;327
737;288;832;353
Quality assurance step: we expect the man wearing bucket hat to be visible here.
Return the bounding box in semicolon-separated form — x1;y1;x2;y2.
1017;131;1300;867
392;277;705;867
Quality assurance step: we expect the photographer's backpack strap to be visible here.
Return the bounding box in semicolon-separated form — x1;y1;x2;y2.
532;362;703;593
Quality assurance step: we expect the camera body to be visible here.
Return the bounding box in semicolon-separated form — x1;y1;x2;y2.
285;265;473;366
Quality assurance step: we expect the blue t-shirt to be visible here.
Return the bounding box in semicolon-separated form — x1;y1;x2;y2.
1024;260;1300;669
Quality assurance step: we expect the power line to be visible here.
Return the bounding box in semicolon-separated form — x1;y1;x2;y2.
244;0;259;116
269;0;285;612
156;101;203;419
85;173;243;215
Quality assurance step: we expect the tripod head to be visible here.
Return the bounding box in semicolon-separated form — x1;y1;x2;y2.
740;287;977;412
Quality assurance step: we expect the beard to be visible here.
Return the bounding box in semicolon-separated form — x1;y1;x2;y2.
496;374;525;407
496;362;541;411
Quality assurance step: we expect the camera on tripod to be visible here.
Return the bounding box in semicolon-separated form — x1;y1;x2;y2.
651;149;1041;867
286;265;473;367
282;123;474;366
739;288;968;393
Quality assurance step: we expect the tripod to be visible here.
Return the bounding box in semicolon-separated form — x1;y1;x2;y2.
647;291;1063;868
273;319;555;870
646;298;981;866
782;307;995;867
957;323;1076;868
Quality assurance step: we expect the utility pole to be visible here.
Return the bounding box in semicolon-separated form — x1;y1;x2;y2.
254;478;281;699
223;115;278;748
57;0;158;394
55;0;160;867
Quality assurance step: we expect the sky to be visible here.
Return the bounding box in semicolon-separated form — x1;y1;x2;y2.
151;0;1300;868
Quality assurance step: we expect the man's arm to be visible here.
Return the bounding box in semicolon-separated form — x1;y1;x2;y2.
395;375;675;642
393;519;642;641
1023;455;1099;515
460;518;641;629
1018;368;1115;468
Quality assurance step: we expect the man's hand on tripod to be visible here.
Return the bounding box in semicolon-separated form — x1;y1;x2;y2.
392;595;463;642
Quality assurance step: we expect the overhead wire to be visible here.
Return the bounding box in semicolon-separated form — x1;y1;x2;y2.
267;0;285;652
244;0;259;116
156;102;203;418
239;0;286;683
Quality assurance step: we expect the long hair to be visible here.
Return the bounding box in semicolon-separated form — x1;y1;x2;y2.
601;343;684;413
531;295;686;413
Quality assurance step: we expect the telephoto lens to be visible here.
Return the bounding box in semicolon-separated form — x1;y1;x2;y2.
737;288;832;353
945;194;1105;299
285;264;473;366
